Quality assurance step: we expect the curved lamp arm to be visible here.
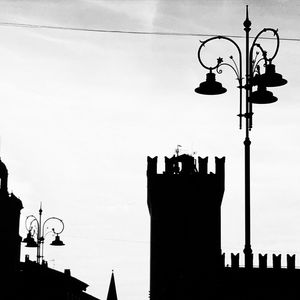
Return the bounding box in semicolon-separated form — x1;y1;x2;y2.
25;215;39;234
250;28;280;69
42;217;65;238
197;35;243;128
248;28;281;128
197;35;242;80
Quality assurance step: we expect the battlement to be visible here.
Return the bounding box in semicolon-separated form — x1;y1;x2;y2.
147;154;225;176
223;253;297;270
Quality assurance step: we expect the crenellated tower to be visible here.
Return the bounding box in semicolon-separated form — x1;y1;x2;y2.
147;154;225;300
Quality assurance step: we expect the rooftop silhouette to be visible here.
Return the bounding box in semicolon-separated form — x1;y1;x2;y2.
0;159;101;300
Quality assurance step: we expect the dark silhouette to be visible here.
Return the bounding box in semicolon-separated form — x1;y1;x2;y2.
107;271;118;300
147;154;300;300
0;158;23;275
195;6;288;270
0;159;100;300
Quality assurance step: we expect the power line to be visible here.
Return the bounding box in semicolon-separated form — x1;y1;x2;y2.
0;21;299;42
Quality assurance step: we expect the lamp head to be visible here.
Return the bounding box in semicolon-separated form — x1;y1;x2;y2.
195;72;227;95
50;235;65;246
23;232;38;248
252;63;287;87
250;85;278;104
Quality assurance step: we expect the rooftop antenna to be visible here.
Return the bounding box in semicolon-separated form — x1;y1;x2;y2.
175;145;182;157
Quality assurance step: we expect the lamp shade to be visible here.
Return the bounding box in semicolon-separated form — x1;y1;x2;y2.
50;235;65;246
195;72;227;95
252;64;287;87
250;85;278;104
23;232;38;248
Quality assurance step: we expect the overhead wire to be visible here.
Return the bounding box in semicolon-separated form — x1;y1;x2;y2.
0;21;299;42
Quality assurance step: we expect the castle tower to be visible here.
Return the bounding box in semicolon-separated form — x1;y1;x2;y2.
147;154;225;300
0;159;23;273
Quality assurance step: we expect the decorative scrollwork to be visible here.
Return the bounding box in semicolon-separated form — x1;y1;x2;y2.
25;215;39;232
253;58;266;75
216;65;223;74
197;35;242;80
252;51;259;65
250;28;280;65
43;217;64;235
217;62;240;80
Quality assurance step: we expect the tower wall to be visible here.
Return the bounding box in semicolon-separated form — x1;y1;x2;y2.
147;154;225;300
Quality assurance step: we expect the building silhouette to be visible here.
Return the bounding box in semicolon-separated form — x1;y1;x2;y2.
147;154;300;300
0;158;23;275
0;158;100;300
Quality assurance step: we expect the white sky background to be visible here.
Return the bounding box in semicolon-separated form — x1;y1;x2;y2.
0;0;299;299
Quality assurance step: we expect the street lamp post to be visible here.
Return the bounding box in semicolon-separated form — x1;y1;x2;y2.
195;6;287;268
22;204;65;264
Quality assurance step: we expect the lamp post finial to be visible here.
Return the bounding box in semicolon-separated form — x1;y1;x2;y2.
244;5;251;29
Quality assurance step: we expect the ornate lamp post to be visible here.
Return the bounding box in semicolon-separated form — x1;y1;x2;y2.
22;204;65;264
195;6;287;268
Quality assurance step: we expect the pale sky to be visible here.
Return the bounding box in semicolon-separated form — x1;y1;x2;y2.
0;1;299;299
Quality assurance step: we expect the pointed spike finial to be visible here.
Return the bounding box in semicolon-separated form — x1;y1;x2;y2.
243;5;251;29
107;270;118;300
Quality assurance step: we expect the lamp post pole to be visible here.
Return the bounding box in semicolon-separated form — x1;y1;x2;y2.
23;204;65;264
243;7;252;268
195;6;287;268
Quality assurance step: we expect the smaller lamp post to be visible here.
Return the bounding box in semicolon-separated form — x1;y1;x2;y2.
22;204;65;264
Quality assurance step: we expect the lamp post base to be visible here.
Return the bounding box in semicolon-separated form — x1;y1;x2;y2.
244;246;253;268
